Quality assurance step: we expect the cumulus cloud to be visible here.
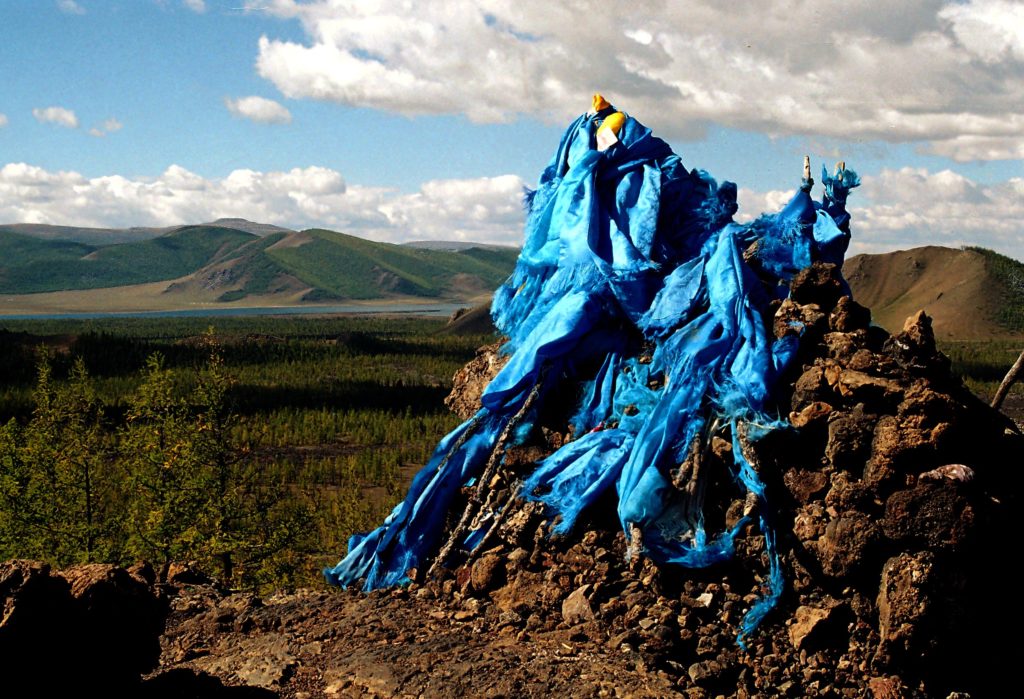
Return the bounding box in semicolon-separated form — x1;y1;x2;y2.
224;95;293;124
32;106;78;129
3;161;1020;257
849;167;1024;257
57;0;85;14
940;0;1024;63
183;0;206;12
0;162;526;245
88;117;124;138
0;114;8;128
252;0;1024;161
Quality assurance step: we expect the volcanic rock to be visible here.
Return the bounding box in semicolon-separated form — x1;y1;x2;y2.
0;560;167;690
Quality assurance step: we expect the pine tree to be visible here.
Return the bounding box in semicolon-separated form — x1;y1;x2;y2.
0;355;114;564
120;352;210;581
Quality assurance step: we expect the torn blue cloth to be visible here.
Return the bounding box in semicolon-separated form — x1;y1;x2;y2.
325;103;857;646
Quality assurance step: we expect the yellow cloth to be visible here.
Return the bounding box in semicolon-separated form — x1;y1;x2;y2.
597;111;626;137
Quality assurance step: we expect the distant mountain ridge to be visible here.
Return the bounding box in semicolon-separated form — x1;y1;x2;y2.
0;218;294;245
3;217;1021;338
0;219;519;304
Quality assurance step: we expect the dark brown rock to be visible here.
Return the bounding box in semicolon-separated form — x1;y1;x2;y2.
883;310;950;375
561;584;595;626
816;512;881;578
0;560;166;691
783;469;828;504
825;404;876;472
470;553;506;593
865;411;949;485
882;481;975;551
773;298;827;340
829;295;871;332
789;262;845;310
789;401;832;428
58;563;167;681
788;598;848;651
876;552;936;667
791;364;834;412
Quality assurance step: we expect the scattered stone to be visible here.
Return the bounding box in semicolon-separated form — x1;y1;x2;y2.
562;584;595;626
788;599;848;651
470;554;506;593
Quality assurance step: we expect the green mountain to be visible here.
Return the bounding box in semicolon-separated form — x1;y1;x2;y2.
0;222;520;303
0;226;256;294
0;218;293;245
176;229;520;302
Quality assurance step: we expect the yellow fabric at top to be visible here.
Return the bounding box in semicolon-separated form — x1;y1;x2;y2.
597;111;626;137
592;93;611;112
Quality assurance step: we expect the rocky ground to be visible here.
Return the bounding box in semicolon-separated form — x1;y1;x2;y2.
3;263;1022;697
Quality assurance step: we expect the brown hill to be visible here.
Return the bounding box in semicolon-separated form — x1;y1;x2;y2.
844;246;1024;341
439;302;498;336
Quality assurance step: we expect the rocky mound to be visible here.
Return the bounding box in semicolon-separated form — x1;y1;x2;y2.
0;560;165;691
6;263;1021;697
151;262;1022;697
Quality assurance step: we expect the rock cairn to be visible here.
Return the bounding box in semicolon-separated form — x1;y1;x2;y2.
421;261;1024;697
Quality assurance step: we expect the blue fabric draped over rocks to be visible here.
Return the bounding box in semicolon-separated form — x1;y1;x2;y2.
325;104;859;645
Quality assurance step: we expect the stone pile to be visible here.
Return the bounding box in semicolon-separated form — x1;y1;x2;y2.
424;261;1023;697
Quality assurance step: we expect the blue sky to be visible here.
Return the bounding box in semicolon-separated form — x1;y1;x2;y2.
0;0;1021;257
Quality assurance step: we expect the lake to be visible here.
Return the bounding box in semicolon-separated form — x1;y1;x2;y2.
0;302;471;321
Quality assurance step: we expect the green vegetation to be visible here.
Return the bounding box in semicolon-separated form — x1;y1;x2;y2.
0;224;518;301
264;229;518;299
0;225;255;294
939;339;1024;399
966;247;1024;333
0;315;493;590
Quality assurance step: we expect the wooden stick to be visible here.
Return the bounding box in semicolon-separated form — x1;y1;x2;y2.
427;369;547;578
992;349;1024;411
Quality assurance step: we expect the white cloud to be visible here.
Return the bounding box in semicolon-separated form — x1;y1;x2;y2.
0;162;526;245
88;117;124;138
940;0;1024;63
847;167;1024;257
224;96;293;124
2;161;1021;258
378;175;526;245
253;0;1024;161
183;0;207;12
57;0;85;15
0;114;7;128
32;106;79;129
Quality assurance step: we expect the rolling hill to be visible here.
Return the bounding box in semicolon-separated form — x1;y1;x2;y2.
170;228;520;302
0;221;520;306
0;225;256;294
4;214;1020;339
843;245;1024;340
0;218;293;245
